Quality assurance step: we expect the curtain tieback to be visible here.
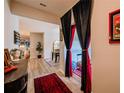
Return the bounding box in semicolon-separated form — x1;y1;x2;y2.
82;49;88;52
67;49;71;51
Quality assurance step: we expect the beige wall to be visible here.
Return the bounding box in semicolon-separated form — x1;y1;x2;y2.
91;0;120;93
10;1;60;25
4;0;19;50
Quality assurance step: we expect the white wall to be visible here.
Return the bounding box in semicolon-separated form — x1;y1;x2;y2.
4;0;19;50
19;17;60;59
59;40;65;71
92;0;120;93
44;27;60;59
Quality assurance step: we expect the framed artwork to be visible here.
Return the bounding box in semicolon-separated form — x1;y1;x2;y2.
4;49;11;66
109;9;120;43
14;31;20;45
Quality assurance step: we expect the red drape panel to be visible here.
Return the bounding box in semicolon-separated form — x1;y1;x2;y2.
73;0;92;92
86;49;91;93
61;10;72;77
69;25;76;76
86;31;91;93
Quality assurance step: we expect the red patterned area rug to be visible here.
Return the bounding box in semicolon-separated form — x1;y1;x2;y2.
34;73;72;93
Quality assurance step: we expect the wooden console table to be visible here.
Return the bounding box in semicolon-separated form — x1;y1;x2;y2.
4;59;28;93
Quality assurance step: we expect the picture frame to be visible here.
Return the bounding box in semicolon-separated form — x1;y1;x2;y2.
14;31;20;45
4;49;11;66
109;9;120;44
60;29;63;41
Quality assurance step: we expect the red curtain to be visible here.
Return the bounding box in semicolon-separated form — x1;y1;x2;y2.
85;22;92;93
69;25;76;76
86;48;92;93
70;24;91;92
61;10;72;77
61;11;76;77
73;0;92;92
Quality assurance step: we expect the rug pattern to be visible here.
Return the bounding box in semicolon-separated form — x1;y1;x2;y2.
34;73;72;93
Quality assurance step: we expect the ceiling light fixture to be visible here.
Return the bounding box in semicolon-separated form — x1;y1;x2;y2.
40;3;47;7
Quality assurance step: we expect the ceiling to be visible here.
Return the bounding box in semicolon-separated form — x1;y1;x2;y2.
12;0;79;17
19;16;59;36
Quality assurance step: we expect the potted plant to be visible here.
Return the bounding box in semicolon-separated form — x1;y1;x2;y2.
36;42;43;58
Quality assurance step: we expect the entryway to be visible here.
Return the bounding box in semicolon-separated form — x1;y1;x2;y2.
30;32;44;59
72;30;82;77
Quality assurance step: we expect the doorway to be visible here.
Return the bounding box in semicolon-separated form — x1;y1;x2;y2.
71;30;82;77
30;32;44;59
64;26;92;77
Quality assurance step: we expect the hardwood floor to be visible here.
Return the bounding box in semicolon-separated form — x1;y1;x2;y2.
27;58;83;93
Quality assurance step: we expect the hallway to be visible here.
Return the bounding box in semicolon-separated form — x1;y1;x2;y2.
27;58;82;93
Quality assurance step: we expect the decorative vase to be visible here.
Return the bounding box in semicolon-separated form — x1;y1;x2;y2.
37;55;41;58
